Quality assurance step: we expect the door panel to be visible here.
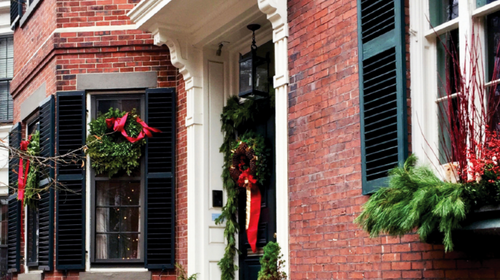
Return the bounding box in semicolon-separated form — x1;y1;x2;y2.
239;114;276;280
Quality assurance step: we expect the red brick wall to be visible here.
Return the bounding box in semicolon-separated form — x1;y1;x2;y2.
287;0;500;279
13;0;57;87
174;72;188;273
56;0;140;28
11;0;187;278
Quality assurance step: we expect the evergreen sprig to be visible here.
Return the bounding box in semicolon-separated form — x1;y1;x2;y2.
86;108;145;177
216;96;272;280
258;242;287;280
24;130;40;206
355;154;467;252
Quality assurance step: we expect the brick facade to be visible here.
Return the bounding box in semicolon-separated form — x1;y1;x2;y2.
287;0;500;279
11;0;186;279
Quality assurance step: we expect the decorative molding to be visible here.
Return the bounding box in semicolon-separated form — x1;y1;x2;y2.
54;25;137;33
127;0;168;29
257;0;288;41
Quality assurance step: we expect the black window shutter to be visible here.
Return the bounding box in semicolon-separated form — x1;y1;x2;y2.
56;91;86;270
10;0;22;27
145;88;176;269
7;123;21;272
357;0;408;194
38;96;55;271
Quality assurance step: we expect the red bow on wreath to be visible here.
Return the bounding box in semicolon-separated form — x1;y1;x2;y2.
106;113;161;143
237;159;261;253
18;135;32;202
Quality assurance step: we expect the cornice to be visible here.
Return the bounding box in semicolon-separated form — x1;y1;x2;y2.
128;0;170;30
257;0;288;41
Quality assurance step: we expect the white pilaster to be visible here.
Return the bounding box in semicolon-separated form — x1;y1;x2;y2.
153;28;205;278
258;0;289;275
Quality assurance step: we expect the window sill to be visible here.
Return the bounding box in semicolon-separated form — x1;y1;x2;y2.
80;271;151;280
20;0;43;28
18;272;42;280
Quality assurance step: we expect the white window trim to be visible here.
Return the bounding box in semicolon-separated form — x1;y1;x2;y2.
410;0;498;173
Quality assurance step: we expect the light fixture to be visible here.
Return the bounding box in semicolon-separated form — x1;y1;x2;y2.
216;43;223;56
216;41;229;56
239;24;269;98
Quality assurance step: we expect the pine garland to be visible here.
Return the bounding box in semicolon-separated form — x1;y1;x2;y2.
24;131;40;206
216;96;272;280
355;154;468;252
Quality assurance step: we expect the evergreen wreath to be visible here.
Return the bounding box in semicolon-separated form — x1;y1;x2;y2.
86;108;145;177
216;95;273;280
230;134;270;187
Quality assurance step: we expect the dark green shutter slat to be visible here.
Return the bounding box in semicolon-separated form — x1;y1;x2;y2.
56;91;86;270
145;88;176;269
38;96;54;271
10;0;22;26
7;123;21;272
358;0;407;194
7;194;20;273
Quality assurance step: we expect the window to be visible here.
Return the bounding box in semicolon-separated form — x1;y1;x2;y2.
26;116;39;267
56;89;176;270
91;94;145;263
0;36;13;123
410;0;500;167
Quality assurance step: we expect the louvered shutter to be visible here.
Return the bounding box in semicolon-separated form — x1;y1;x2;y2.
10;0;22;27
145;88;176;269
38;96;54;271
56;91;86;270
357;0;408;194
7;123;21;272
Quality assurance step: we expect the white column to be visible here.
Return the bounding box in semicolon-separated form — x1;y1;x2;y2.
185;78;205;278
153;29;206;277
258;0;289;275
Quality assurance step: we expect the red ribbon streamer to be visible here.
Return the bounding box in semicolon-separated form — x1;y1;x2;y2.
106;113;161;143
237;167;261;253
18;137;31;202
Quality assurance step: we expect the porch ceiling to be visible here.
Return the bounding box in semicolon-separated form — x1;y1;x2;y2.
128;0;270;49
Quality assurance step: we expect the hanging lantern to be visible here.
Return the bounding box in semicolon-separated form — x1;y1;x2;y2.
239;24;270;98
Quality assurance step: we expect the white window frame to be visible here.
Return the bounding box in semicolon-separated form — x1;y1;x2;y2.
410;0;500;171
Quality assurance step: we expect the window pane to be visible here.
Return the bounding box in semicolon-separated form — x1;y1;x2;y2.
95;233;140;260
0;81;12;122
27;206;39;264
436;29;459;164
0;200;7;245
119;233;139;260
96;181;140;206
487;11;500;81
121;99;141;116
96;207;120;232
96;233;119;259
477;0;499;8
97;98;141;116
121;208;139;232
95;179;141;261
437;29;460;97
429;0;459;26
97;100;118;115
